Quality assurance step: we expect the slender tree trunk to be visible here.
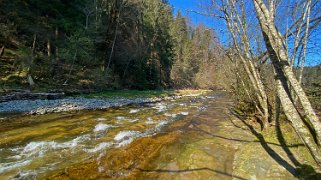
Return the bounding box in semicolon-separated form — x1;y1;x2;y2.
27;33;37;91
64;50;78;85
299;0;311;84
55;26;59;62
223;9;270;128
0;46;4;57
105;0;123;72
47;38;51;58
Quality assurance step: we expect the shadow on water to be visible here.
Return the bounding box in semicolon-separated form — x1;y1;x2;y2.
137;168;247;180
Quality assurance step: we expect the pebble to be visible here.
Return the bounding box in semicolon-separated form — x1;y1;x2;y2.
0;96;184;115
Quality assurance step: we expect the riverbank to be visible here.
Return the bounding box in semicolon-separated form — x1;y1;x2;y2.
0;90;210;115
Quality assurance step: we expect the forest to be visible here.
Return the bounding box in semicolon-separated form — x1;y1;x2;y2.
1;0;321;179
0;0;226;91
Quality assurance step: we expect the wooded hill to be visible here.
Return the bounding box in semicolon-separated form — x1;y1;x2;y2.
0;0;227;92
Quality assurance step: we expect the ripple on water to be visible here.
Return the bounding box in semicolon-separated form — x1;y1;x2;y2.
180;112;189;116
0;160;32;174
14;135;90;159
145;117;155;124
96;118;108;121
0;135;91;174
10;170;37;179
93;123;114;132
153;103;167;112
128;119;139;123
114;131;142;147
129;109;140;114
164;113;177;118
154;121;168;131
85;142;113;153
116;116;125;120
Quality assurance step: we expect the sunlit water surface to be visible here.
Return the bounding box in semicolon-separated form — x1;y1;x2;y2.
0;94;216;179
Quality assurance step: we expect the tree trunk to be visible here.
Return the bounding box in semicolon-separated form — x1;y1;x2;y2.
0;46;4;57
223;8;270;128
105;0;123;72
55;26;59;62
298;0;311;84
275;73;321;165
253;0;321;165
47;38;51;58
64;49;77;85
27;33;37;91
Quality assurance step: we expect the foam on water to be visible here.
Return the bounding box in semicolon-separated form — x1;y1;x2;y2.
181;112;189;116
18;135;90;158
114;131;141;141
114;130;143;147
153;103;167;112
0;135;91;174
129;109;140;113
96;118;108;121
85;142;113;153
22;141;57;157
128;119;139;123
94;123;114;132
11;170;37;179
116;116;125;120
154;121;168;131
117;138;134;147
0;160;32;174
145;117;155;124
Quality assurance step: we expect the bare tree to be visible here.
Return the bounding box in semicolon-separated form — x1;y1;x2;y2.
210;0;270;129
252;0;321;165
200;0;321;165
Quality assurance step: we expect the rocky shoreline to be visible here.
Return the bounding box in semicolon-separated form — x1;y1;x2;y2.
0;95;186;115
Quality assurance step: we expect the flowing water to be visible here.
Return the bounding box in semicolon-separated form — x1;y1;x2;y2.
0;93;218;179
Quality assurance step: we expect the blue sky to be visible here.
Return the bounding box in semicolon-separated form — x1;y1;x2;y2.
169;0;230;45
169;0;216;27
168;0;321;66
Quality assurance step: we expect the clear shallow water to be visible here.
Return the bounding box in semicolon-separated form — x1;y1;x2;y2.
0;95;216;179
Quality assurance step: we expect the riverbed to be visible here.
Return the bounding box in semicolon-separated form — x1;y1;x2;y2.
0;92;219;179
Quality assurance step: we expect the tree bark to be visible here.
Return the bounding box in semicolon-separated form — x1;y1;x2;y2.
253;0;321;165
275;73;321;165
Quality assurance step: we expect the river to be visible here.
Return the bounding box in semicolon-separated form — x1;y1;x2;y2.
0;92;223;179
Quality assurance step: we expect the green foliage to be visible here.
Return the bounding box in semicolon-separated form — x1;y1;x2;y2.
0;0;229;91
60;31;95;65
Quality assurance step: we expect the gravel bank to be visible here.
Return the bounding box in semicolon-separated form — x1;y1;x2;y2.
0;96;183;115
